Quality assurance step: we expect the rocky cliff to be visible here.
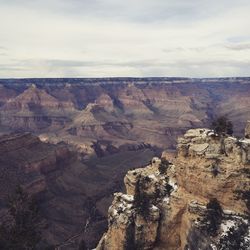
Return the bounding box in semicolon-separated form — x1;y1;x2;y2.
0;84;76;130
0;132;155;249
1;78;250;155
96;128;250;250
0;132;72;199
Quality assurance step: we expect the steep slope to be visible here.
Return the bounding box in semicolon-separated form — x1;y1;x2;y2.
0;132;71;200
0;84;18;107
0;132;155;249
0;84;76;131
1;78;250;154
71;103;131;138
96;128;250;250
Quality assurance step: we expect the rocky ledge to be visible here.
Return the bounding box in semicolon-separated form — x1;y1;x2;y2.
96;128;250;250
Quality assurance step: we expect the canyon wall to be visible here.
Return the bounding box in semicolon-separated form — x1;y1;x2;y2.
0;132;155;249
1;78;250;155
0;132;71;199
96;128;250;250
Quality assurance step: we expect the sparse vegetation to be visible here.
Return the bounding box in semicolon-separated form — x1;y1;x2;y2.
158;159;170;175
235;190;250;213
124;222;136;250
0;186;41;250
211;163;219;177
211;116;233;136
219;222;249;250
202;198;223;236
134;176;151;219
165;183;173;195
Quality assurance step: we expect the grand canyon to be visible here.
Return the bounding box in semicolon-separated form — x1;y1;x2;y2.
0;78;249;249
1;0;250;249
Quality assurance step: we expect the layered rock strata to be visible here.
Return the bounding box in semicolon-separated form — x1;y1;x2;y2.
0;132;72;199
1;78;250;154
96;128;250;250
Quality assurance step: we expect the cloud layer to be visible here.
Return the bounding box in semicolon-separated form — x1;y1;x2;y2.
0;0;250;78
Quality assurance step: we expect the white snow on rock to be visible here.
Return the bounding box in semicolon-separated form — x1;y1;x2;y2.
148;174;158;181
210;243;217;250
151;205;159;211
163;197;170;204
221;220;236;235
121;194;134;202
239;138;250;144
169;178;178;191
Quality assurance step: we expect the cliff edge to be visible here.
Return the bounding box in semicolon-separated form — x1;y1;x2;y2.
95;128;250;250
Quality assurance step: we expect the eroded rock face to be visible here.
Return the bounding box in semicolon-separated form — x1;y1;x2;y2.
0;132;156;249
0;85;76;130
96;129;250;250
0;133;72;198
1;78;250;154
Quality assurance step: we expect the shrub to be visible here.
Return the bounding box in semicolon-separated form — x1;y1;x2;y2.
211;164;219;177
235;190;250;213
165;184;173;195
158;159;170;175
211;116;233;136
202;198;223;236
134;178;151;219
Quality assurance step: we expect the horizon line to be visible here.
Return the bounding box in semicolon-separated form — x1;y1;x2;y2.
0;76;250;80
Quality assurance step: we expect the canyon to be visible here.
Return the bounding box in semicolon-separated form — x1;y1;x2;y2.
1;78;250;155
96;127;250;250
0;77;250;249
0;131;154;249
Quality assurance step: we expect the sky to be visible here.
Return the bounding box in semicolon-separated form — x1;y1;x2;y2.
0;0;250;78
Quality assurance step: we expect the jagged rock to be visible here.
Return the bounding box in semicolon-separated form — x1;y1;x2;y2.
178;128;250;164
96;128;250;250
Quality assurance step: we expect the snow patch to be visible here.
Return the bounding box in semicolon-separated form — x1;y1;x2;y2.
239;138;250;144
210;243;217;250
169;178;178;191
122;194;134;202
148;174;158;181
221;220;236;234
151;205;159;211
163;197;170;204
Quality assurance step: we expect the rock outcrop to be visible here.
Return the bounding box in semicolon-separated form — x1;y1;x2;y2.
96;128;250;250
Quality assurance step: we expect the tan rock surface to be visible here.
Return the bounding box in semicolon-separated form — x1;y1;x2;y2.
96;128;250;250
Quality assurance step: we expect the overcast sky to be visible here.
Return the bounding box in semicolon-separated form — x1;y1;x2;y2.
0;0;250;78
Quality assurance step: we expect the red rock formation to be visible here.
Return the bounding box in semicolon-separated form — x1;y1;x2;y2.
1;78;250;153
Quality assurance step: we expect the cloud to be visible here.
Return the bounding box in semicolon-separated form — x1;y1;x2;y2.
0;46;8;51
0;0;249;77
225;43;250;51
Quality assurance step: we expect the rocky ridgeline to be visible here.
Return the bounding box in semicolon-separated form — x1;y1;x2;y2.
96;128;250;250
1;79;250;154
178;128;250;164
0;133;72;198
